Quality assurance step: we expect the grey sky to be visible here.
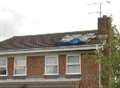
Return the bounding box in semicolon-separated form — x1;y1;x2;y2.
0;8;23;40
0;0;119;41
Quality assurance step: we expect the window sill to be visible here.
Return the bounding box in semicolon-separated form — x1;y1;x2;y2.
65;73;81;75
0;75;7;76
13;74;27;76
44;74;59;76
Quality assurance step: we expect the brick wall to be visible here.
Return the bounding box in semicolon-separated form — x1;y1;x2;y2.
4;53;99;88
59;54;66;77
97;15;112;56
8;56;14;79
27;56;45;76
80;54;99;88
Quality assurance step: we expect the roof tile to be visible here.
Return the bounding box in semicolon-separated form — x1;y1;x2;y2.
0;30;97;50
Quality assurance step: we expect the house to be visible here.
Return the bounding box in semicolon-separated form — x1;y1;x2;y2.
0;15;111;88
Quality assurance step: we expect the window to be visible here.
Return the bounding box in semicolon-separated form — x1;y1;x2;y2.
14;56;26;76
45;55;58;75
0;57;7;76
66;55;81;74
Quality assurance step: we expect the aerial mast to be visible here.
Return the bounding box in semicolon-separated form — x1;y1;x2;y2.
99;2;102;17
88;1;111;17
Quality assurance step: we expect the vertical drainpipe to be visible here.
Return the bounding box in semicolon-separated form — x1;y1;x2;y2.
99;60;102;88
96;44;102;88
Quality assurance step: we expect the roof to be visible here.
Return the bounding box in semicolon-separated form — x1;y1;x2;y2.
0;30;98;51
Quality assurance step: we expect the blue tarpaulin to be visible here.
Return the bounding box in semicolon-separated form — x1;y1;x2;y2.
57;38;83;46
57;33;96;46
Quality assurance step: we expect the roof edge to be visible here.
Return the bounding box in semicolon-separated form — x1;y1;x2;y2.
0;44;103;55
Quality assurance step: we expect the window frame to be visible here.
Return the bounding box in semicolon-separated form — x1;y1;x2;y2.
66;54;81;75
14;56;27;76
45;55;59;75
0;57;8;76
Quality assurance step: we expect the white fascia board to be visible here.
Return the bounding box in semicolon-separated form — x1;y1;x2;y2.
0;44;103;55
0;78;81;83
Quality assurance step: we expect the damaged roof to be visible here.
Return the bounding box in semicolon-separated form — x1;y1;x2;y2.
0;30;98;51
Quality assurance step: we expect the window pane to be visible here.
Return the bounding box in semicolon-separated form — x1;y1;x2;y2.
67;65;80;73
16;58;26;66
46;66;57;74
68;56;79;64
0;67;6;75
45;57;57;65
15;66;26;75
0;59;6;66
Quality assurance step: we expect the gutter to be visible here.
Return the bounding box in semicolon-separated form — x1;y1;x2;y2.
0;44;103;55
0;78;80;83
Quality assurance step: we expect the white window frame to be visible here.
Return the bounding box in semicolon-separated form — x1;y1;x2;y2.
66;54;81;75
0;57;8;76
14;56;27;76
45;55;59;75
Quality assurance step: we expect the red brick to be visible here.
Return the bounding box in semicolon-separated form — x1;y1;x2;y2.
59;54;66;77
27;56;44;76
80;54;99;88
8;56;14;79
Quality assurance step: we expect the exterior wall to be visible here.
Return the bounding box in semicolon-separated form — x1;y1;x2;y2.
59;54;66;77
80;54;99;88
27;56;45;77
8;56;14;79
0;52;99;88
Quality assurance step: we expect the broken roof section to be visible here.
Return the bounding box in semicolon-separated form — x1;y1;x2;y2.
0;30;98;51
59;32;96;46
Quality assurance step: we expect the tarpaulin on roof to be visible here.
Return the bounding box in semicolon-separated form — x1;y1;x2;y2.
58;33;96;46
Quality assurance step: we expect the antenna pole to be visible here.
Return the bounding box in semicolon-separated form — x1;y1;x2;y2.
100;2;102;17
87;1;111;17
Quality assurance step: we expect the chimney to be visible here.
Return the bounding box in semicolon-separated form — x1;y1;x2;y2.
97;15;112;55
97;15;112;88
97;15;112;40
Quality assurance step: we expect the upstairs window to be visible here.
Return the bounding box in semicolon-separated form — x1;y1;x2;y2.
45;55;58;75
14;56;26;76
66;55;81;74
0;57;7;76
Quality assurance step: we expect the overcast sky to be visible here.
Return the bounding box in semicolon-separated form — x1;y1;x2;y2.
0;0;119;41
